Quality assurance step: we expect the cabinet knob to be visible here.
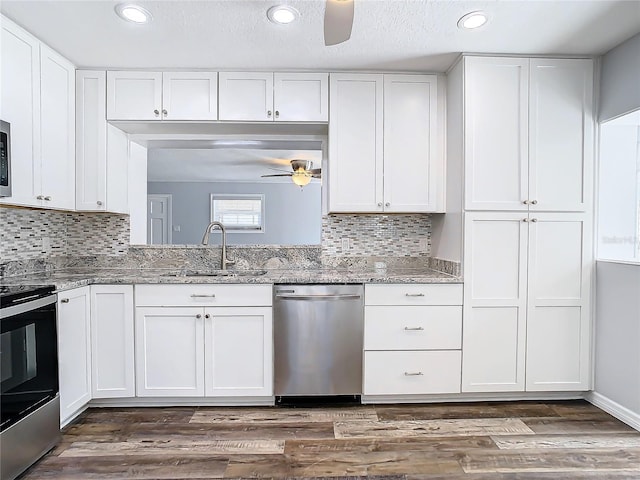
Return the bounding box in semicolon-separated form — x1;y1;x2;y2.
531;218;538;222
36;195;44;200
44;196;51;201
97;200;103;206
162;109;168;116
196;314;202;319
523;200;530;205
154;109;160;116
531;200;538;205
267;110;272;118
275;110;280;118
205;314;210;319
385;202;390;207
60;298;69;303
523;218;529;222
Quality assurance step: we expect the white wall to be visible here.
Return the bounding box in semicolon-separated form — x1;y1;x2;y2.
147;181;321;245
599;33;640;122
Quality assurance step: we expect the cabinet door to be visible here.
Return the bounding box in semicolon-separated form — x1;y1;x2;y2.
105;124;129;213
274;73;328;122
383;74;439;212
76;70;107;211
462;212;528;392
107;71;162;121
464;57;529;211
57;287;91;426
135;307;204;396
40;44;75;210
526;213;591;391
218;72;273;121
162;72;218;120
328;73;383;212
91;285;135;398
0;18;41;207
204;307;273;397
529;59;594;212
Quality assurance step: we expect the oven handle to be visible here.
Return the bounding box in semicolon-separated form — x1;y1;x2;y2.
0;294;57;319
275;294;361;300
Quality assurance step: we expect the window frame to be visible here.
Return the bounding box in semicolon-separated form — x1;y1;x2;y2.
210;193;266;234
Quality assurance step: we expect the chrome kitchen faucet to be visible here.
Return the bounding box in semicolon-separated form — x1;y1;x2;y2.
201;221;235;271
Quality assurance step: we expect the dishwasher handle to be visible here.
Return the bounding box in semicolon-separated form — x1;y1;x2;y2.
275;294;362;301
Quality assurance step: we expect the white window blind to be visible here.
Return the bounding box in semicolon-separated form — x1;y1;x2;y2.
210;194;265;233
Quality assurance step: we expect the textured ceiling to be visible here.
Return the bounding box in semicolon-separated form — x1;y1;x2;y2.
2;0;640;72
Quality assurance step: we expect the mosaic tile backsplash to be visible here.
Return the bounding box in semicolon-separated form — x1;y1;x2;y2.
321;214;431;256
1;207;129;262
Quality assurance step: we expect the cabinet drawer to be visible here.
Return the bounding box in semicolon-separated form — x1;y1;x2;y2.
365;306;461;350
364;351;461;395
135;284;272;307
365;284;462;306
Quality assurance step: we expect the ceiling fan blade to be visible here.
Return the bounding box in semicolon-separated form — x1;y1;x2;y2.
312;173;321;178
309;168;322;175
324;0;354;46
261;173;294;178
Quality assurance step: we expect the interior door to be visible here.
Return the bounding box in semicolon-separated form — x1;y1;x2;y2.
147;194;172;245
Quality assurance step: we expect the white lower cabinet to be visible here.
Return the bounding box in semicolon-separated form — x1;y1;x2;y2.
363;284;463;396
90;285;135;398
134;285;273;399
462;211;592;393
57;286;91;426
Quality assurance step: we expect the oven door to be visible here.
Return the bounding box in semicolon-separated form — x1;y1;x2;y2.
1;295;58;431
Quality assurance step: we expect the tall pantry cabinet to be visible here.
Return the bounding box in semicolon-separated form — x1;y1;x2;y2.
448;56;595;393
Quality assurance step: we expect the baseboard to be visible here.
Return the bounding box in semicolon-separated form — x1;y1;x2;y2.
89;396;276;408
362;391;585;404
585;391;640;431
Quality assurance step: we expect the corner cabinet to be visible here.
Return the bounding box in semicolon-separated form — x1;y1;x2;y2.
464;57;593;212
106;71;218;121
0;16;75;211
218;72;328;122
134;284;273;398
328;73;444;213
57;286;91;426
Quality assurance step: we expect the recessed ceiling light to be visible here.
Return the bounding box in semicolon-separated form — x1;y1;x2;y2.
115;3;152;24
457;11;488;30
267;5;299;25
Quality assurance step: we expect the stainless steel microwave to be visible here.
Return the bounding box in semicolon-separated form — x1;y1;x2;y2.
0;120;10;197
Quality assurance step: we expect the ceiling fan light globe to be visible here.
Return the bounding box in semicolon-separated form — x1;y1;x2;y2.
292;170;312;187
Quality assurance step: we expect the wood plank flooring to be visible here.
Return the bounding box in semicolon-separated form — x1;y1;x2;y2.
21;400;640;479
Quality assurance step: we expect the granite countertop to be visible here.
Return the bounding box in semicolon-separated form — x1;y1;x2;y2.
0;267;462;291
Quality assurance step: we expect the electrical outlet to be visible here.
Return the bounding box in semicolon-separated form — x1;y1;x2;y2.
341;238;350;252
173;225;181;232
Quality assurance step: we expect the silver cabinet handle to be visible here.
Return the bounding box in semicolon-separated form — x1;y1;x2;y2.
60;298;69;303
531;200;538;205
404;326;424;331
191;294;216;298
196;314;202;319
97;200;103;206
405;293;425;297
205;314;210;319
44;196;51;201
523;200;530;205
162;109;167;116
531;218;538;222
267;110;272;118
154;109;160;116
36;195;44;200
404;372;423;376
385;202;390;207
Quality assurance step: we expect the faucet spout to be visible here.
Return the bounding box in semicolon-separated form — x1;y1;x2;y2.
201;221;235;271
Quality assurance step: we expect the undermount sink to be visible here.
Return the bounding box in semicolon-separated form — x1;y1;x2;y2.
162;270;267;278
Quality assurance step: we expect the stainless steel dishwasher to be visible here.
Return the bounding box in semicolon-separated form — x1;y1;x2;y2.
274;284;364;397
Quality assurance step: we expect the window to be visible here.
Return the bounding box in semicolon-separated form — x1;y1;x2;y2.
210;194;265;233
597;110;640;262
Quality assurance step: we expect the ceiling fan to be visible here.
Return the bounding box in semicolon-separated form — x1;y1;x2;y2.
324;0;354;46
261;159;321;187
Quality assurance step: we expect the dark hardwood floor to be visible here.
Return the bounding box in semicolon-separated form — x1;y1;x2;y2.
21;400;640;479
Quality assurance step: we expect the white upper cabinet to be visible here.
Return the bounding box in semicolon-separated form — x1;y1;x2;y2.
329;73;442;213
329;73;383;212
219;72;328;122
1;17;75;211
106;71;218;121
464;57;593;212
76;70;129;213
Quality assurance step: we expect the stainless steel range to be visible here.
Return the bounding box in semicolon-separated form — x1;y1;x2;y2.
1;285;60;480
